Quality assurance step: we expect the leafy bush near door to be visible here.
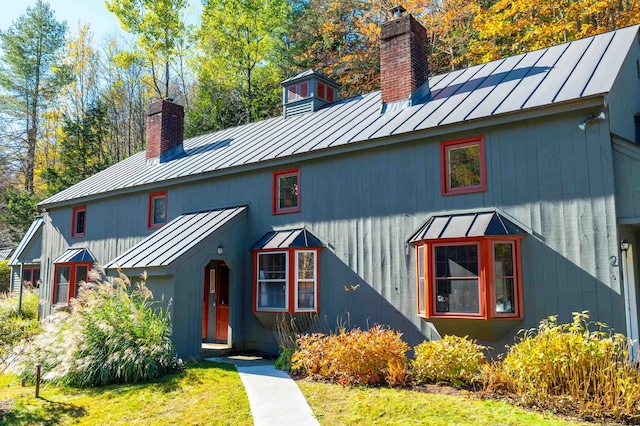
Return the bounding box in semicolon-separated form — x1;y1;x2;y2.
8;269;182;387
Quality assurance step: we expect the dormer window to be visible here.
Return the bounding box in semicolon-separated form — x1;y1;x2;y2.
288;82;309;102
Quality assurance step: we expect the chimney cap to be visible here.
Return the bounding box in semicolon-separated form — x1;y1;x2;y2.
390;5;406;17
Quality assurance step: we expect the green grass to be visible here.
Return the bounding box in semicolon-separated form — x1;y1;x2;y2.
298;380;590;426
0;362;252;426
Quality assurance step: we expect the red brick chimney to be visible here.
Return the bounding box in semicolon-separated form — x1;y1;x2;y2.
146;98;184;164
380;9;428;104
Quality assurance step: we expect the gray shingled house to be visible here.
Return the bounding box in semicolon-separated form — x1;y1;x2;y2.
10;13;640;360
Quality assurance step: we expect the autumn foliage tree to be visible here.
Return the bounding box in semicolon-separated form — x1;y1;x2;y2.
470;0;640;63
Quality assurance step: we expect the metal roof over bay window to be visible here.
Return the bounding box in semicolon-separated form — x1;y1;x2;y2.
252;229;324;250
53;247;96;264
409;211;526;243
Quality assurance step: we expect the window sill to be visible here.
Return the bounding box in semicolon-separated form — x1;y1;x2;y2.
442;185;487;196
272;208;300;215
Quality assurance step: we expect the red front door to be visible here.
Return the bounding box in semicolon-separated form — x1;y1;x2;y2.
216;262;230;341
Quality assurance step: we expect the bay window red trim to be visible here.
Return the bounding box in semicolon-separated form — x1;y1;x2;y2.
52;262;92;306
441;136;487;196
415;236;523;320
71;206;86;238
252;247;321;314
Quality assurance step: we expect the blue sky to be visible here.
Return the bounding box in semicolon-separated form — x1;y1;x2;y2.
0;0;202;43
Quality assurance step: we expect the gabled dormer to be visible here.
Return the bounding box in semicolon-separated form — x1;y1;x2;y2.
281;70;341;118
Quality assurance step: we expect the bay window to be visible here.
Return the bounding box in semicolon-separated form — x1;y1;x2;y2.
254;249;320;313
415;238;522;319
53;262;91;305
411;211;525;320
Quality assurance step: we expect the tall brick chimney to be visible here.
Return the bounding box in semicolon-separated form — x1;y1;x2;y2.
380;7;428;105
145;98;184;165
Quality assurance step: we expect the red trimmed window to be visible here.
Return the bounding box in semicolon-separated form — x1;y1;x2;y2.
52;262;92;305
253;249;320;313
415;237;522;319
21;268;41;288
72;206;86;238
441;137;486;195
273;168;300;214
287;82;309;102
148;192;167;228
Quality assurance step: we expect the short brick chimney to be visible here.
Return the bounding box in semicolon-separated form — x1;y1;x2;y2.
146;98;184;165
380;8;428;105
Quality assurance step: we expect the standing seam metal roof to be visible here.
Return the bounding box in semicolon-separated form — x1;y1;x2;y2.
52;248;96;264
104;206;247;269
8;217;43;266
39;25;639;207
252;229;325;250
409;211;526;243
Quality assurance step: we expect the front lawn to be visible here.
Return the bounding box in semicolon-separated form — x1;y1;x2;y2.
298;380;590;426
0;362;252;426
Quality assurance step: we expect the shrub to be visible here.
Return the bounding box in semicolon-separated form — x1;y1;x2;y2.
275;347;295;371
411;335;486;387
9;270;182;387
292;325;409;386
0;291;41;368
273;312;329;372
0;260;10;293
486;311;640;421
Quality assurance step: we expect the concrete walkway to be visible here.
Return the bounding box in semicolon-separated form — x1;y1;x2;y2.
206;355;319;426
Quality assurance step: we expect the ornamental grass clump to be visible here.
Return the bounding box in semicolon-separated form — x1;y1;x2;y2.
10;269;182;387
411;335;487;387
485;311;640;421
291;325;410;386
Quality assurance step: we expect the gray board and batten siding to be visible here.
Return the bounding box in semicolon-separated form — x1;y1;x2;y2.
39;107;624;356
34;26;640;358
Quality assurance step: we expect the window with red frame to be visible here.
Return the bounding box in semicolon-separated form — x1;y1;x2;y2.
415;237;522;319
253;249;319;313
273;169;300;214
52;262;91;305
287;82;309;102
441;137;486;195
72;206;86;237
148;192;167;228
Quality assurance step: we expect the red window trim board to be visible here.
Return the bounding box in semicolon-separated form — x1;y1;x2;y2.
71;206;86;238
148;191;167;229
51;262;92;306
251;247;321;314
272;168;300;215
440;136;487;196
415;236;523;320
